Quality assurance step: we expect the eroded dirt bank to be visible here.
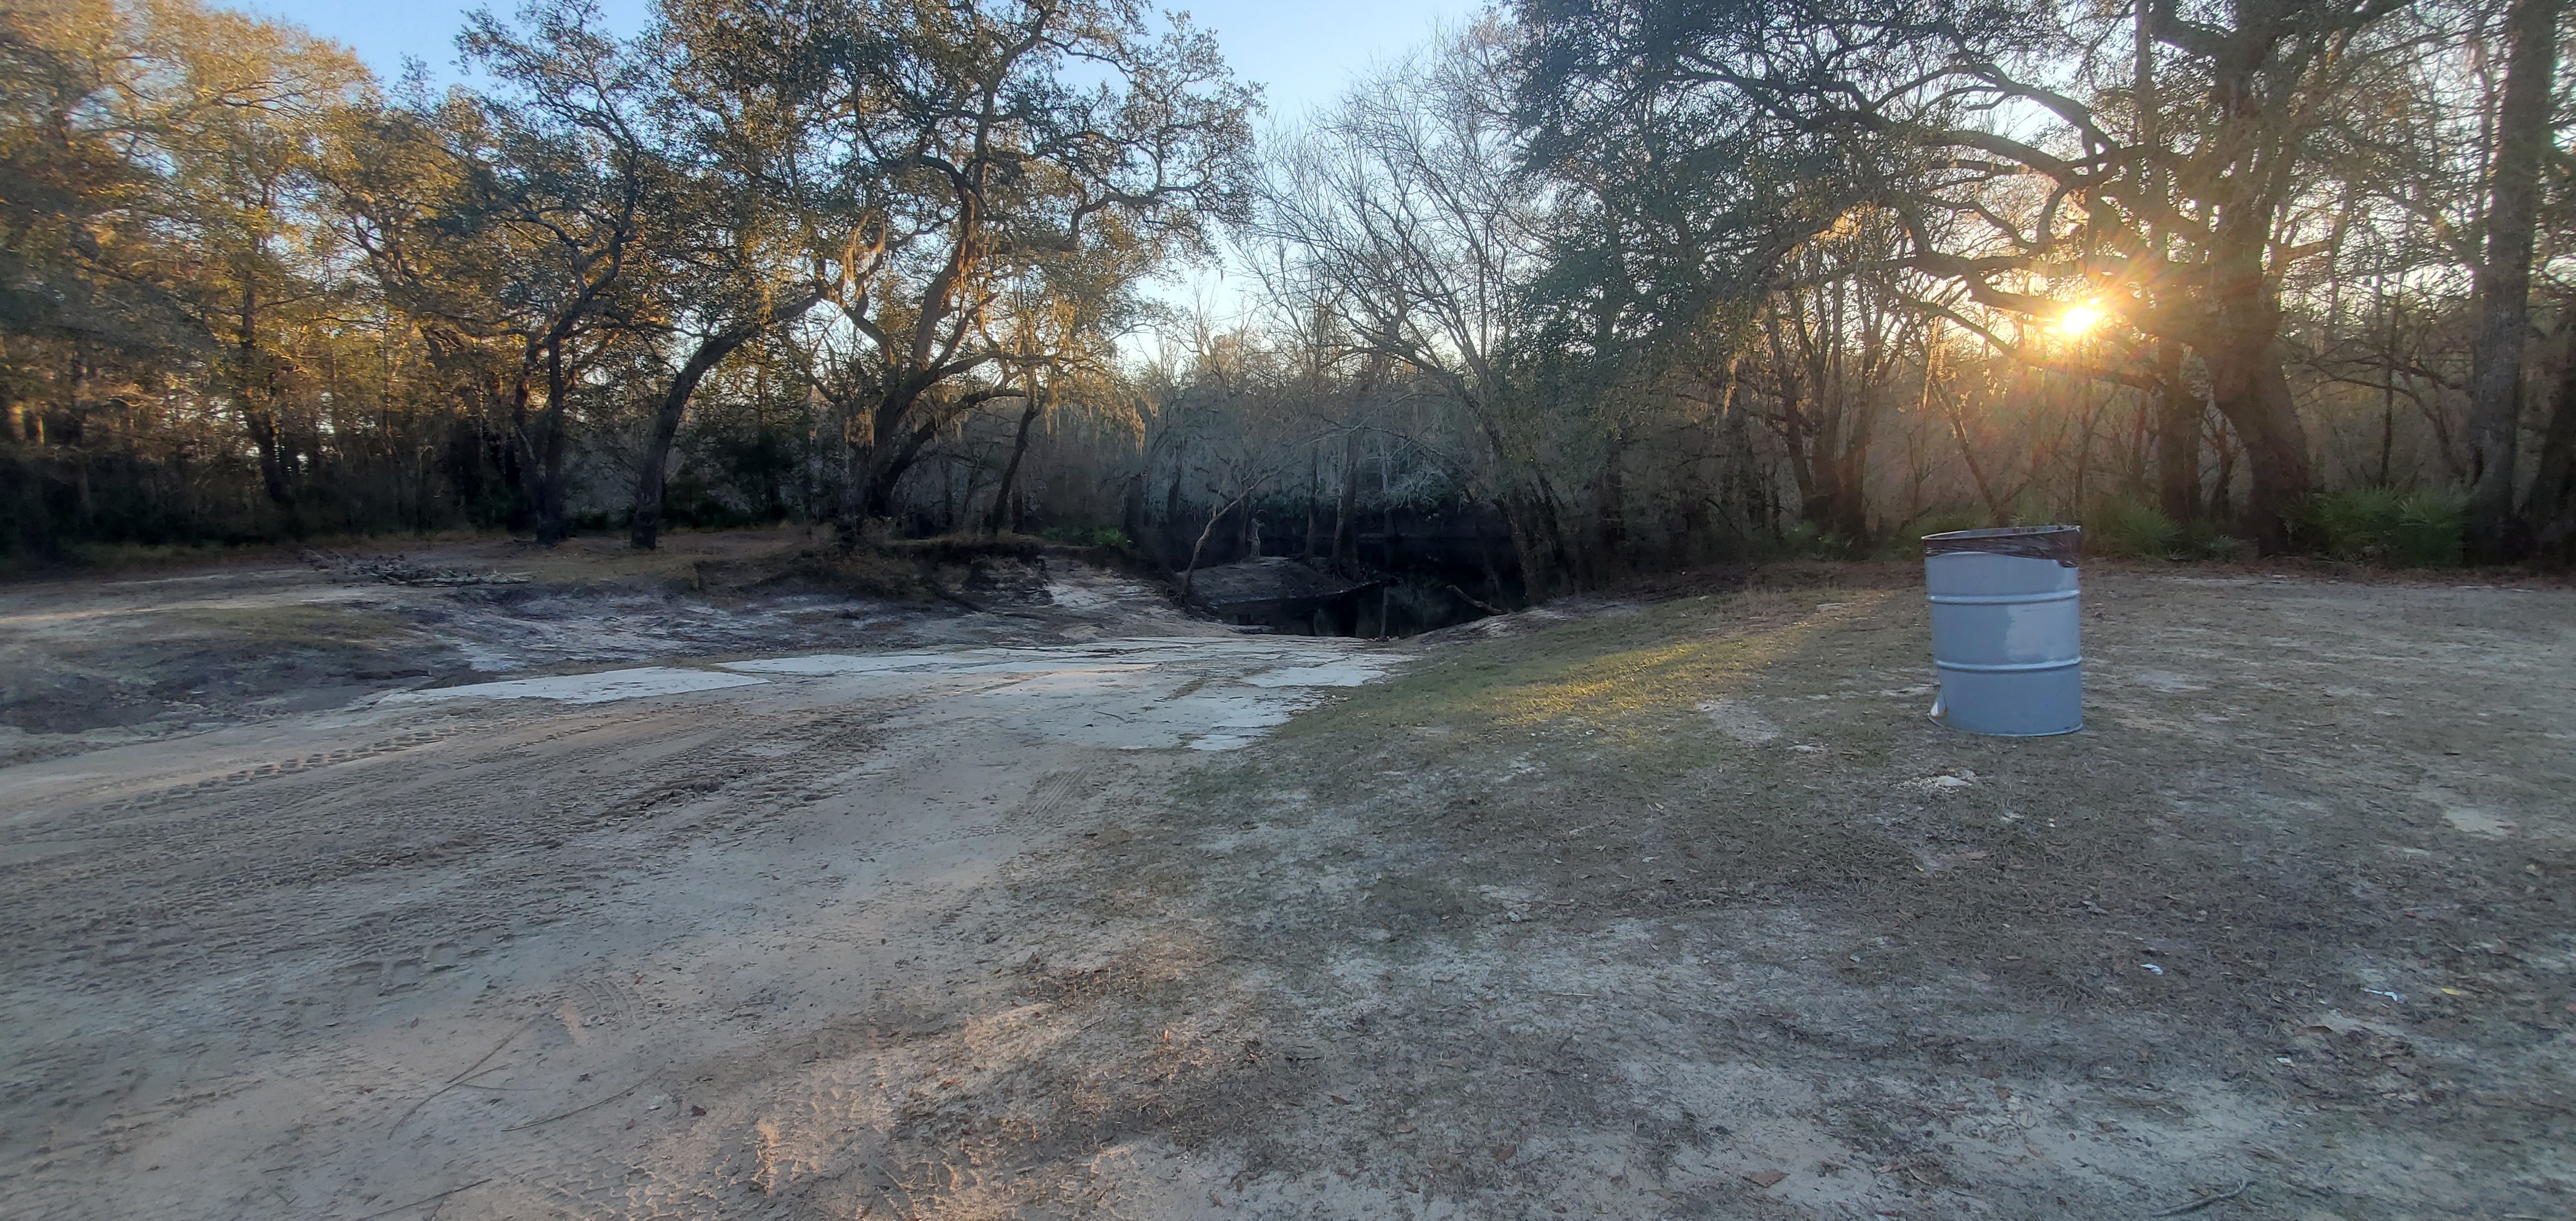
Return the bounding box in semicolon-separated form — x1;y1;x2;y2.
2;555;2571;1219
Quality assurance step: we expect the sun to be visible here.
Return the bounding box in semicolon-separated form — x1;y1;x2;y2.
2055;301;2105;338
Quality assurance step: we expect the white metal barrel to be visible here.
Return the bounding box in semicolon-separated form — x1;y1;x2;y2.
1922;526;2082;736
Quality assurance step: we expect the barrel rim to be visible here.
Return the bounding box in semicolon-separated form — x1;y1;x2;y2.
1921;524;2080;541
1922;523;2080;564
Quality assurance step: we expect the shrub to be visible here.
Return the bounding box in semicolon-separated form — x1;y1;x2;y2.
2298;488;2464;566
1040;524;1131;548
2085;499;2183;559
2385;494;2466;566
1772;520;1857;559
2178;524;2247;562
1905;509;1992;552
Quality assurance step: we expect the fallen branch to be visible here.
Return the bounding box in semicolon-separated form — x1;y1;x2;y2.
913;561;1049;619
500;1079;645;1132
388;1019;532;1137
2150;1180;2253;1216
1446;583;1508;617
306;549;529;587
352;1178;493;1220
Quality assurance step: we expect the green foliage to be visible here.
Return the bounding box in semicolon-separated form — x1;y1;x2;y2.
2075;501;2251;561
2;0;1256;556
1894;509;1993;559
1910;509;1991;538
2083;499;2184;559
2180;526;2247;562
1;0;2534;578
1898;503;2252;564
1769;520;1857;560
1041;525;1131;548
2298;488;2465;566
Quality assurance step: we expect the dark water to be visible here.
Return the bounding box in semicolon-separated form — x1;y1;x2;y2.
1244;511;1513;638
1208;570;1490;638
1137;500;1517;638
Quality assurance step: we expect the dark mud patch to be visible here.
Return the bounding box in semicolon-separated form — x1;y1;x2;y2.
0;603;454;735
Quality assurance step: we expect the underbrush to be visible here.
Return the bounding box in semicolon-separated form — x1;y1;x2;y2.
2294;487;2466;566
0;531;492;581
2079;490;2462;566
1869;501;2246;562
1876;495;2475;567
1039;524;1132;548
749;547;939;601
734;536;1068;609
2080;499;2247;561
875;532;1048;564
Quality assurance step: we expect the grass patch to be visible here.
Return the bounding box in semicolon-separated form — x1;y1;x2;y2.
1287;588;1901;750
0;529;530;582
144;604;419;645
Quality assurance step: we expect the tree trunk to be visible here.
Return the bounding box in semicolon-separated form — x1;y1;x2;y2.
2209;422;2237;524
245;407;294;513
530;421;570;543
1332;426;1363;562
1774;357;1823;529
862;405;943;521
1832;402;1874;546
983;392;1043;536
837;385;929;537
630;325;758;550
2378;291;2400;486
1495;490;1554;600
632;291;821;550
1591;427;1627;572
1721;359;1761;541
2198;323;2312;553
1380;436;1395;567
1938;382;2011;528
1518;468;1578;596
1161;463;1185;569
2522;306;2576;554
1303;443;1320;557
2152;340;2198;522
836;427;873;548
1181;492;1246;597
531;335;573;546
2464;0;2561;559
232;285;297;520
1120;472;1146;547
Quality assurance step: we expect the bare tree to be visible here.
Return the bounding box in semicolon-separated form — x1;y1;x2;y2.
1257;20;1581;590
2462;0;2561;557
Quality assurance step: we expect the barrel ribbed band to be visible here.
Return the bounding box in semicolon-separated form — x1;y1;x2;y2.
1926;590;2080;606
1934;657;2084;673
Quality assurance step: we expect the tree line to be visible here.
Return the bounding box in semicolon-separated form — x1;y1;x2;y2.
5;0;2572;591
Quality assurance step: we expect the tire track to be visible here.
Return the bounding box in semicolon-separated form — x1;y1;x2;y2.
0;701;913;1116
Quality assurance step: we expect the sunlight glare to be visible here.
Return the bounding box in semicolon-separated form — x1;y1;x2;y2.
2055;301;2105;338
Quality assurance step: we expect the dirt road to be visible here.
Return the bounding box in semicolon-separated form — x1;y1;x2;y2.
0;547;1407;1220
2;552;2570;1219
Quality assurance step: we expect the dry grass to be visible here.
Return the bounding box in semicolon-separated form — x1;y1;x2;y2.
1010;569;2576;1217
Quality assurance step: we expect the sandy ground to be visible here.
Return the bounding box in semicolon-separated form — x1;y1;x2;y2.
2;543;2572;1220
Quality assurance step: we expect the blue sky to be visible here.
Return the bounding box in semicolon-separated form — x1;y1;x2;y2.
229;1;1481;122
